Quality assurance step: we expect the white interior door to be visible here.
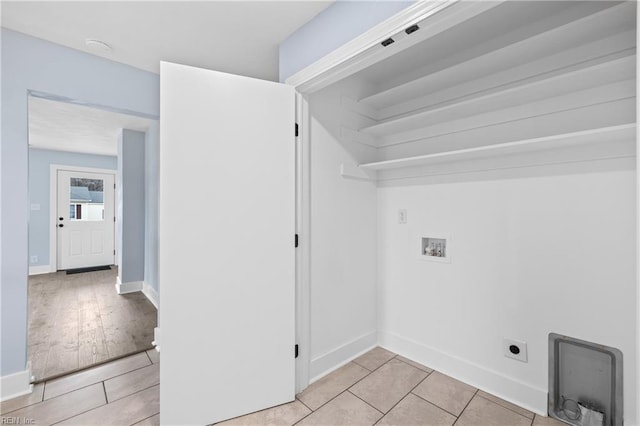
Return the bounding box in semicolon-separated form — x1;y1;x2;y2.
57;170;115;270
159;62;296;425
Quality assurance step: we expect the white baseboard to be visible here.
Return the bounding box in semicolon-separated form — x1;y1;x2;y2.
379;330;548;415
28;265;54;276
0;365;33;402
309;330;377;383
152;327;160;352
142;282;159;310
115;277;143;294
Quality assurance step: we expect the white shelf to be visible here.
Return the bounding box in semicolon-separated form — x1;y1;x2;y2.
359;125;635;171
359;2;635;111
359;55;635;137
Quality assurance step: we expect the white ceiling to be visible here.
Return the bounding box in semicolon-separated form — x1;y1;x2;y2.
29;96;156;156
1;1;333;81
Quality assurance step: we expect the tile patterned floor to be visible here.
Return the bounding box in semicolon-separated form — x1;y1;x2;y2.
1;346;567;426
223;347;567;426
28;268;157;379
0;349;159;426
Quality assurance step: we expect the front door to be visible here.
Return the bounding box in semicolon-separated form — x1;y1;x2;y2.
57;169;115;270
159;62;296;425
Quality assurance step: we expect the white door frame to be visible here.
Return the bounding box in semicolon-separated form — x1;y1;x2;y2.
49;164;117;272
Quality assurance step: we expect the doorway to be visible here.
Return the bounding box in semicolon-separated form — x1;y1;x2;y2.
27;94;158;380
55;168;115;271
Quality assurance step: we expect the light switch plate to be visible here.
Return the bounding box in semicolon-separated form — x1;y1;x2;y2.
398;209;407;224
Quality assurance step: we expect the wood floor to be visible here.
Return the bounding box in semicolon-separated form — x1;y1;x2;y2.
1;347;566;425
28;268;157;380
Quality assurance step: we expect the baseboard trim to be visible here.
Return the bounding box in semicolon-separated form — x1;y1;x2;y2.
28;265;53;276
379;330;548;415
141;282;159;310
0;365;33;402
115;277;143;294
309;331;377;383
152;327;160;352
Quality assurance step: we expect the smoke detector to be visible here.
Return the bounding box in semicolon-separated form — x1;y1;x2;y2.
85;39;112;54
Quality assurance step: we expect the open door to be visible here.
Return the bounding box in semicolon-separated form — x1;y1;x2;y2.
159;62;296;425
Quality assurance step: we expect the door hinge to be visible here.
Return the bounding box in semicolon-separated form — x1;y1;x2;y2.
114;183;116;189
295;234;299;248
113;249;116;255
114;217;116;222
295;123;299;137
295;344;299;358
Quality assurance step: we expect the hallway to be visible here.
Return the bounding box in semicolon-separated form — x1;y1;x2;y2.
28;268;157;380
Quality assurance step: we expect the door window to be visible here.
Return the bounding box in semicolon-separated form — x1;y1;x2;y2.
69;177;104;221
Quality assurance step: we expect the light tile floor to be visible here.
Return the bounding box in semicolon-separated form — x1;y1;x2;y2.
223;347;567;426
1;347;567;426
0;349;159;426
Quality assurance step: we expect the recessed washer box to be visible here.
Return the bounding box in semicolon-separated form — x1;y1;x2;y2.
419;236;450;263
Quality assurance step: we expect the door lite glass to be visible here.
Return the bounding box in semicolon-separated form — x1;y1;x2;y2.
69;177;105;221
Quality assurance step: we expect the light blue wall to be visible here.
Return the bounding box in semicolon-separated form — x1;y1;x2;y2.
279;0;414;82
1;28;159;376
117;130;146;283
145;122;160;296
28;148;117;268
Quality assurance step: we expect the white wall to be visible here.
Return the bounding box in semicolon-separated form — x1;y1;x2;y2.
377;167;637;422
307;84;379;379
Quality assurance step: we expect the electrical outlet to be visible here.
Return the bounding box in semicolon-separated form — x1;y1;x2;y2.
398;209;407;224
30;255;38;264
503;338;527;362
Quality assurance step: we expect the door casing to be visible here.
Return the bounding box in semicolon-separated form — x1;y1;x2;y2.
49;164;117;272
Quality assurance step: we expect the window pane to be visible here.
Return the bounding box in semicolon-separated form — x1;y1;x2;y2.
69;177;104;221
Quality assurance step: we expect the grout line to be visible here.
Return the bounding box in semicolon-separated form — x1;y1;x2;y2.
34;348;153;384
372;370;432;425
296;353;394;416
296;386;357;420
47;394;109;425
451;389;479;425
475;393;534;420
40;359;154;401
347;390;384;415
292;390;350;426
103;381;109;403
130;412;159;426
351;359;373;371
107;382;160;404
410;390;461;419
295;398;313;412
293;354;392;426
